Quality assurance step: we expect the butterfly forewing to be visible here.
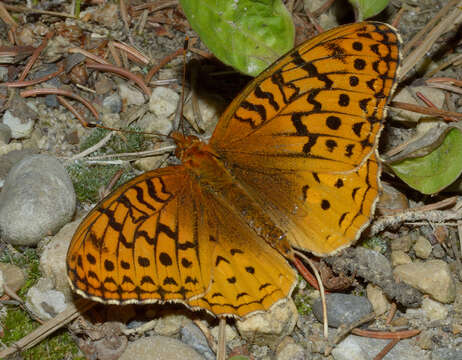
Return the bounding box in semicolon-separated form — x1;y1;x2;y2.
209;22;401;255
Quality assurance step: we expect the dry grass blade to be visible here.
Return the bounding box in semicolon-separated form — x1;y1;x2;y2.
2;4;75;18
400;4;462;78
0;299;95;358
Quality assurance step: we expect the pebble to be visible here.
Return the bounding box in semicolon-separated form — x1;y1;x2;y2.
149;86;179;119
0;154;76;246
26;278;68;320
236;298;298;348
332;336;429;360
312;293;373;328
0;123;12;144
366;284;390;316
394;260;456;303
2;110;35;139
421;297;448;321
391;250;412;266
210;320;239;343
153;312;189;336
182;94;222;136
40;219;81;299
432;347;462;360
137;111;173;136
391;233;415;252
92;3;120;29
180;322;214;360
118;335;205;360
416;330;433;350
118;83;146;106
275;337;305;360
102;92;122;113
413;236;432;259
0;262;26;293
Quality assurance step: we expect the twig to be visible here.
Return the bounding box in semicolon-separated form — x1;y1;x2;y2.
68;47;110;64
400;4;462;78
0;2;17;29
0;299;95;358
390;101;462;120
70;131;114;160
294;251;328;338
325;312;376;355
20;88;99;120
2;4;75;18
119;0;135;47
373;339;400;360
217;317;227;360
112;41;150;65
18;31;54;81
386;303;397;325
1;65;64;87
403;0;460;55
87;63;151;96
193;319;217;354
145;47;185;83
68;145;175;161
351;328;420;339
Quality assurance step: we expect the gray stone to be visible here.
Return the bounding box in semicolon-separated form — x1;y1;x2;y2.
0;123;12;144
149;86;179;118
394;260;456;303
312;293;373;328
0;154;76;245
118;83;145;106
3;110;34;139
118;336;204;360
236;298;298;348
26;278;68;320
413;236;432;259
432;347;462;360
40;219;81;299
102;92;122;114
180;322;214;360
332;335;429;360
275;337;305;360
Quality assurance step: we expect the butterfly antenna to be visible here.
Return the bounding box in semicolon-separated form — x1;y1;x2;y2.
174;37;189;135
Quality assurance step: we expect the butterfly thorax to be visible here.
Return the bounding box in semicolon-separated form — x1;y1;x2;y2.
172;131;294;259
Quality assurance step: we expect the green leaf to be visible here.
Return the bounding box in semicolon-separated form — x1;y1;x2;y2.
390;128;462;195
179;0;295;76
348;0;389;20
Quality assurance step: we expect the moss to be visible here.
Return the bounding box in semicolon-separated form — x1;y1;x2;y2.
2;307;84;360
69;126;148;203
293;276;312;316
361;236;388;254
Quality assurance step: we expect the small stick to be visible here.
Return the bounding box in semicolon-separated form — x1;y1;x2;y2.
390;101;462;120
386;303;397;325
112;41;150;65
145;47;185;83
18;31;54;81
352;328;420;339
69;47;110;65
1;66;64;87
87;63;151;96
295;251;328;338
217;317;227;360
373;338;400;360
70;131;115;160
325;312;376;355
312;0;336;17
20;88;99;120
2;4;75;18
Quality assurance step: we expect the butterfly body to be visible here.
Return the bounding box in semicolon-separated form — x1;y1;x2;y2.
172;131;294;258
67;22;401;318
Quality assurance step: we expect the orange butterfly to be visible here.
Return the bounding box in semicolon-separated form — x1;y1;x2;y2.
67;22;401;318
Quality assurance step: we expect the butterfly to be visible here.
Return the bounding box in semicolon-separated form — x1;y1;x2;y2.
67;22;401;318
